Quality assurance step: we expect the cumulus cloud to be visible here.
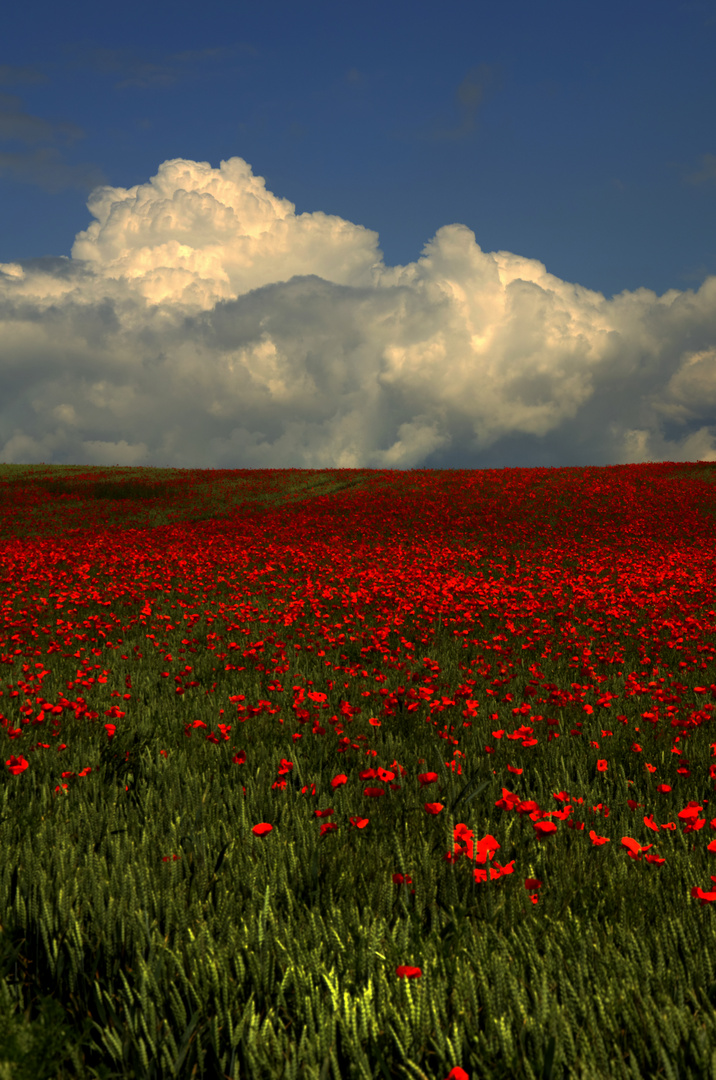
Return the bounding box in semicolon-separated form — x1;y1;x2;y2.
1;154;715;470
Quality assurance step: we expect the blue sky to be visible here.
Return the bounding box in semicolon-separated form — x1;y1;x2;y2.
1;0;715;471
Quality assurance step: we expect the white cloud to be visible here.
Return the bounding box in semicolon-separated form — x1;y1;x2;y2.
1;154;715;470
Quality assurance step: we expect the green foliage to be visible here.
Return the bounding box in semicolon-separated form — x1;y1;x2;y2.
2;667;716;1078
0;464;374;539
1;463;716;1077
5;477;171;500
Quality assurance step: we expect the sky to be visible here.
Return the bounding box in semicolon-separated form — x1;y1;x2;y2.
0;0;715;472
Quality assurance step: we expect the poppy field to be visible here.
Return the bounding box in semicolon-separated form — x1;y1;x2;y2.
1;461;716;1079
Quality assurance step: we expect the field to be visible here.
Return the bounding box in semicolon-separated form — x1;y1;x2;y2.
1;461;716;1079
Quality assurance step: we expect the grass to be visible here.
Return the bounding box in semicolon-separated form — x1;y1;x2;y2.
1;460;716;1078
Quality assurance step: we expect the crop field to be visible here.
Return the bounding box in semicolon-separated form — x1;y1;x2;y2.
1;461;716;1079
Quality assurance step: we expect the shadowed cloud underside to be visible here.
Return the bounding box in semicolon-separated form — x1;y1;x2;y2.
1;156;715;469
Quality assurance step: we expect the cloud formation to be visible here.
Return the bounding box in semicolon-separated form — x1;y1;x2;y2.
1;155;715;470
406;63;505;144
59;43;259;91
0;92;106;193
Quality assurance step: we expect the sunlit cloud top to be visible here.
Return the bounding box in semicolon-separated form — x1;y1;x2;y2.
1;155;715;471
